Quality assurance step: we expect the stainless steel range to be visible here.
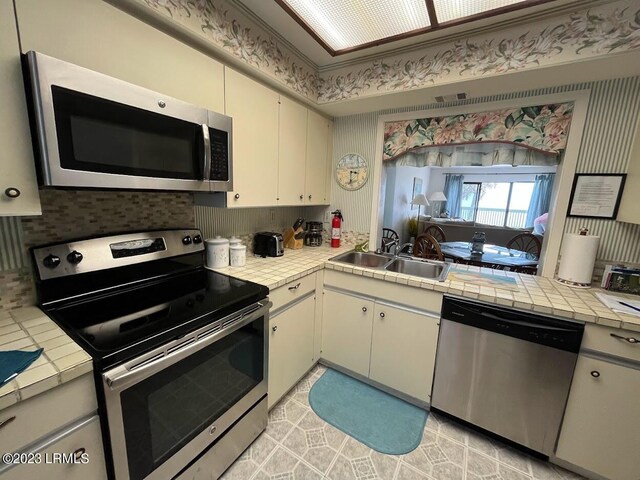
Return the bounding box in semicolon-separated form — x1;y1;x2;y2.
33;229;270;480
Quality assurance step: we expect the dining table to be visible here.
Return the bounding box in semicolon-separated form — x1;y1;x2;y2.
439;241;539;269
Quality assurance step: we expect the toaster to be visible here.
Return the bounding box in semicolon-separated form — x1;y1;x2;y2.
253;232;284;258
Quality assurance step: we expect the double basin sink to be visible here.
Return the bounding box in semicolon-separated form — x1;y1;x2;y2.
329;251;450;282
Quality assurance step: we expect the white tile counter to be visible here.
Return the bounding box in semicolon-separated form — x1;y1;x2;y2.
2;246;636;409
212;246;640;332
0;307;92;410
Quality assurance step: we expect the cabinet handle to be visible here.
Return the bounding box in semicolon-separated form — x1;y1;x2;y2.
73;447;86;462
272;326;278;332
4;188;20;199
288;283;301;291
590;370;600;378
610;333;639;344
234;193;240;200
308;195;312;200
362;306;367;312
299;195;303;200
0;416;16;430
379;312;385;318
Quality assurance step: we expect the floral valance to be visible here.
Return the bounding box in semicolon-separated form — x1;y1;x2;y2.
383;103;574;162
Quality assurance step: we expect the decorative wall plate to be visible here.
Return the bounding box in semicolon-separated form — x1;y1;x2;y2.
336;153;369;191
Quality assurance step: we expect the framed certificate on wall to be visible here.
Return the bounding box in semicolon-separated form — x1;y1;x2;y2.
567;174;626;219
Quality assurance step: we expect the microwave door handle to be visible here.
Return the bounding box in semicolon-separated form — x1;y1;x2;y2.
202;124;211;181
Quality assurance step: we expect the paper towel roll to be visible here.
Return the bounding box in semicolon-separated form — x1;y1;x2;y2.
557;233;600;286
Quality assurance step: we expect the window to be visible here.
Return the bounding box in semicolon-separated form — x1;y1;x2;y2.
460;181;534;228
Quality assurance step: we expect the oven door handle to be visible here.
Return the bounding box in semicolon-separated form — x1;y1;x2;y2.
104;301;271;391
202;124;211;181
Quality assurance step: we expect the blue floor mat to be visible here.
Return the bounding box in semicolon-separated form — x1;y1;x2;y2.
308;368;428;455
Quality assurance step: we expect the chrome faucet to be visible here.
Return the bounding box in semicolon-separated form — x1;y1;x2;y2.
395;242;414;257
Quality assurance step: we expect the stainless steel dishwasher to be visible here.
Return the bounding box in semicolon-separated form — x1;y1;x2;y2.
431;296;584;456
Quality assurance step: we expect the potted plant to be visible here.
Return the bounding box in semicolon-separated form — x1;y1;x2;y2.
407;217;418;244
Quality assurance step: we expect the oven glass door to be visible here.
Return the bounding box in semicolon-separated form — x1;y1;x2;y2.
118;316;264;480
52;86;204;180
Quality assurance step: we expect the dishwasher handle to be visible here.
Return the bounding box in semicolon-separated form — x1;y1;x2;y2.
442;296;584;352
480;311;579;333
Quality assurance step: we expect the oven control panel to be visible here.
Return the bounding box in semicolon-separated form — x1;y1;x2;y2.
33;229;205;281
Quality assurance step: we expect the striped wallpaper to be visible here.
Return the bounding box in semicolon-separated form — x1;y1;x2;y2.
195;205;306;239
331;76;640;264
0;218;26;271
1;78;639;272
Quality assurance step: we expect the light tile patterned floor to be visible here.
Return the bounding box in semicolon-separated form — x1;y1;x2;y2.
221;365;585;480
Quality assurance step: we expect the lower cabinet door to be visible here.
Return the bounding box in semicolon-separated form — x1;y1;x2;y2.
556;355;640;480
321;290;374;377
268;294;315;408
1;416;106;480
369;303;439;402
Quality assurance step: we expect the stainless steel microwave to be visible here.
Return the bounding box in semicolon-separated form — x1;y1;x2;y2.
24;51;232;192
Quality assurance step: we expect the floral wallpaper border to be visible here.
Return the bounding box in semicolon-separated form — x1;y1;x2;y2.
383;103;574;161
135;0;318;98
317;1;640;102
128;0;640;105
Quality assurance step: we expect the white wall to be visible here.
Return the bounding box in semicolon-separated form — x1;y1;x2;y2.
382;166;430;243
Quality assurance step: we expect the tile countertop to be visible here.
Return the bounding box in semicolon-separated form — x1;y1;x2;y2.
213;245;640;333
2;245;637;409
0;307;92;410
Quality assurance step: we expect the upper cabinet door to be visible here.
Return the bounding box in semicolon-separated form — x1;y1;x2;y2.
617;117;640;224
225;68;279;207
278;97;307;206
14;0;224;112
305;110;330;205
0;0;41;216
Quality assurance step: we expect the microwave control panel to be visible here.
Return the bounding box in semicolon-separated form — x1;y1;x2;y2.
210;129;229;182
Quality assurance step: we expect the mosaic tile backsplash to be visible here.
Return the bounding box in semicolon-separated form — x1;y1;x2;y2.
0;190;195;312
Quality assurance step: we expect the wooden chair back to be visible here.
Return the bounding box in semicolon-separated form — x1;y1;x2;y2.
506;233;542;258
423;225;446;243
381;228;400;252
413;233;444;261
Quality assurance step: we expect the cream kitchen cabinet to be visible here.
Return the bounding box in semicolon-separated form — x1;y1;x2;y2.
321;290;375;377
223;67;279;207
278;96;308;206
305;110;331;205
369;302;440;403
0;0;41;216
277;98;331;206
268;293;316;408
0;416;106;480
322;271;443;403
556;354;640;480
15;0;224;112
0;374;106;479
268;273;318;408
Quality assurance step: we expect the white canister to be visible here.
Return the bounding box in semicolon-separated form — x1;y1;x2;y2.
205;236;229;269
230;244;246;267
229;236;242;247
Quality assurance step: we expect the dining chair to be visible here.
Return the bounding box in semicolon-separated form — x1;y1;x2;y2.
423;225;446;243
413;233;444;261
506;233;542;258
505;233;541;275
381;228;400;252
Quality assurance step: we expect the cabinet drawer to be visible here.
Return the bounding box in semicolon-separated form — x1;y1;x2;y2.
582;324;640;363
556;355;640;480
269;273;316;312
0;416;106;480
0;374;96;455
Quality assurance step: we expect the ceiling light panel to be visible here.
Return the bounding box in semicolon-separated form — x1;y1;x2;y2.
281;0;430;51
433;0;527;23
